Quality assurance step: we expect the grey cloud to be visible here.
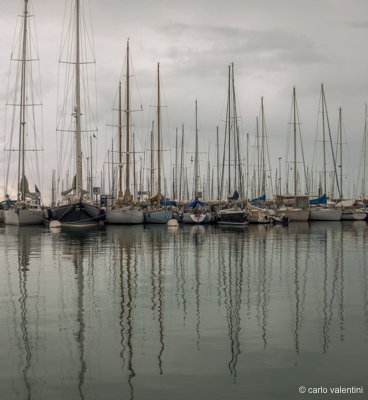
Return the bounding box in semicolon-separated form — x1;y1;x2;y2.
347;21;368;29
158;23;326;67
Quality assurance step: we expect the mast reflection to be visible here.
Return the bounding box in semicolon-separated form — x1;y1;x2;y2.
107;226;140;399
5;226;43;400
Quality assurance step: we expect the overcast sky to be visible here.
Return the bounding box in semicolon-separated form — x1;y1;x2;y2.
1;0;368;200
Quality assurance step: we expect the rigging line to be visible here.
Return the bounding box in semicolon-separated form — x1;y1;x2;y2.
312;89;323;184
323;90;341;199
28;56;43;193
263;108;275;199
295;92;309;195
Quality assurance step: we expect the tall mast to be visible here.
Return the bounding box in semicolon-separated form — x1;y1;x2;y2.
18;0;29;202
118;81;122;197
321;84;327;195
75;0;83;198
321;84;340;199
175;127;178;199
157;63;161;196
293;87;297;198
90;135;93;199
216;126;220;200
179;124;184;202
261;97;266;196
338;107;343;201
227;65;231;196
231;63;242;196
150;121;154;197
194;99;199;197
256;116;260;196
246;133;249;199
363;105;367;199
51;169;56;207
125;39;131;200
133;132;136;200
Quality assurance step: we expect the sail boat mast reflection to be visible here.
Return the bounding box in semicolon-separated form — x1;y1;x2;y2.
4;226;43;400
74;250;86;399
227;232;244;379
18;230;33;399
109;226;141;399
149;227;165;375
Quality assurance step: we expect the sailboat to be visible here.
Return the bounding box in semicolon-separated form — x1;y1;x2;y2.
4;0;45;226
280;87;310;222
105;40;143;224
50;0;101;227
144;63;171;224
309;84;341;221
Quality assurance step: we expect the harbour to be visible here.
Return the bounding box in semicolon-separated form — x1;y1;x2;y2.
1;0;368;399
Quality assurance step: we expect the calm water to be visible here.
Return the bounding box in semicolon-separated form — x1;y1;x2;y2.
0;222;367;400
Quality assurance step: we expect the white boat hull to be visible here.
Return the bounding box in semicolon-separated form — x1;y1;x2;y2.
4;208;44;226
309;208;342;221
183;212;206;224
106;208;144;224
341;211;367;220
283;209;310;222
144;209;171;224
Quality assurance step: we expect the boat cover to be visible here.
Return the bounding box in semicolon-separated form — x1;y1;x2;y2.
187;199;205;208
309;194;327;204
250;194;266;202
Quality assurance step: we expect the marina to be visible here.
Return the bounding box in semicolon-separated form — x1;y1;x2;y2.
1;0;368;399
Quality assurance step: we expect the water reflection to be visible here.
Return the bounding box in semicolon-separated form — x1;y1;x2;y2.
59;230;90;400
4;226;43;400
1;221;368;399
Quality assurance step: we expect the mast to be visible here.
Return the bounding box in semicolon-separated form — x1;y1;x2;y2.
133;132;136;200
321;84;341;199
175;127;178;200
321;84;327;195
363;105;367;199
256;116;260;196
246;133;249;199
90;135;93;199
227;65;231;195
293;87;297;198
179;124;184;202
231;63;242;196
118;81;123;197
51;169;56;207
261;97;266;196
125;39;131;200
150;121;154;197
216;126;220;200
157;63;161;197
338;107;343;201
75;0;83;199
194;99;199;197
18;0;29;202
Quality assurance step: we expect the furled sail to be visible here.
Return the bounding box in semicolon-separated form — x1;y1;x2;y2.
19;174;30;196
61;175;88;197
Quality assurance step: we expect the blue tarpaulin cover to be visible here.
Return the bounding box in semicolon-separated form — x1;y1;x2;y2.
309;194;327;205
160;200;177;206
250;194;266;202
187;199;205;208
